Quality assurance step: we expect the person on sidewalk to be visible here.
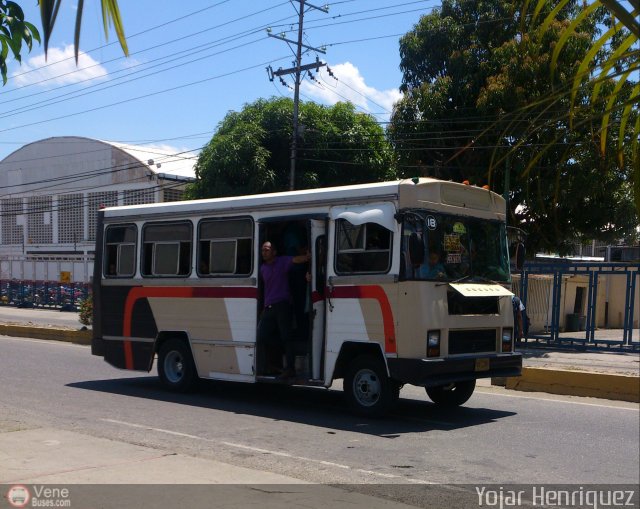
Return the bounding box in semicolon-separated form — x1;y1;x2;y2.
258;240;310;378
512;295;525;341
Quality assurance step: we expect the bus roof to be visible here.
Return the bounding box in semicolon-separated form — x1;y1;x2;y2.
101;178;505;219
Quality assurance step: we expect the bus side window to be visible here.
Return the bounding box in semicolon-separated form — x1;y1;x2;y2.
335;220;392;275
141;222;192;277
198;218;253;277
104;224;137;277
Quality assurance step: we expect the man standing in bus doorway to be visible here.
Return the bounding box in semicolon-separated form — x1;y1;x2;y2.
258;241;310;379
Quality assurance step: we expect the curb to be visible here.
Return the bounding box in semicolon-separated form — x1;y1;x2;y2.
503;367;640;403
0;324;91;345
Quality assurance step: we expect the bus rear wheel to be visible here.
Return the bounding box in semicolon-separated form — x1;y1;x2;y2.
426;380;475;407
344;355;399;417
158;339;198;392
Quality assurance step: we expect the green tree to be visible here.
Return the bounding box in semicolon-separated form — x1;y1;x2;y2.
1;0;128;84
525;0;639;215
389;0;638;254
188;97;397;199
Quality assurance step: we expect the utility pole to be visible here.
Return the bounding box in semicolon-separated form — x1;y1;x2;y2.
266;1;328;190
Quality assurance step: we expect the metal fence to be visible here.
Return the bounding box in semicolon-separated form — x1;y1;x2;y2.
0;279;90;311
518;262;639;351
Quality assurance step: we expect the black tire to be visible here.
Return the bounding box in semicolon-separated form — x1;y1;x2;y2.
157;339;198;392
426;380;476;407
343;354;399;417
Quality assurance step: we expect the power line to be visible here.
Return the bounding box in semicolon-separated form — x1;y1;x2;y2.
0;37;267;120
0;130;212;147
5;0;409;98
0;180;189;222
0;136;204;166
4;3;456;121
270;0;437;31
2;2;295;96
5;0;245;84
0;148;200;194
0;56;292;135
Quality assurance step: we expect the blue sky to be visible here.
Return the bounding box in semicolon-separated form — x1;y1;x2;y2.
0;0;438;163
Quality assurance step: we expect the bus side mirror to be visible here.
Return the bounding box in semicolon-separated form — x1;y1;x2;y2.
408;233;425;266
514;242;525;271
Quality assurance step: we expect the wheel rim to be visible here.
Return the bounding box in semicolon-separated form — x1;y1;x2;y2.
164;350;184;384
352;368;381;407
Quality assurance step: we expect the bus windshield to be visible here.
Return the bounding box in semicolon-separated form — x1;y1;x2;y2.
403;211;510;283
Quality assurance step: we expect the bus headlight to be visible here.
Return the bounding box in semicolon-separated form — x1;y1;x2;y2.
427;330;440;357
502;328;513;352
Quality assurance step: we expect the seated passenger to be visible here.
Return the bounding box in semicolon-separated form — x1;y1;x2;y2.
419;252;446;279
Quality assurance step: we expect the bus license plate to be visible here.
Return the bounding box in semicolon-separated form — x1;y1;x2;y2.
475;358;490;371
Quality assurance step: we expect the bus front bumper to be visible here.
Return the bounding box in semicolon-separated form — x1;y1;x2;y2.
387;353;522;388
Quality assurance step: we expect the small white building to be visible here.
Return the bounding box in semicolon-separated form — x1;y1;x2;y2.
0;136;196;283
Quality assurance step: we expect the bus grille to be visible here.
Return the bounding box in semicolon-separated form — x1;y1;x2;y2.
449;329;497;355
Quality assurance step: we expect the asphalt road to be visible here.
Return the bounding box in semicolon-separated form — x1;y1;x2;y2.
1;335;638;487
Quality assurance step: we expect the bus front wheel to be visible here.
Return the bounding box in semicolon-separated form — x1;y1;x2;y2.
344;355;399;417
426;380;475;407
158;339;198;392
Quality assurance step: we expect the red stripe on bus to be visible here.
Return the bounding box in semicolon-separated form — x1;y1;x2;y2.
330;285;396;354
122;286;257;370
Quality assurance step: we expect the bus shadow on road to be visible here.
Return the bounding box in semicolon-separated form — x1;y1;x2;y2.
67;377;516;436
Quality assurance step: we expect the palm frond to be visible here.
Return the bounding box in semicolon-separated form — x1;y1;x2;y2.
37;0;128;62
529;0;639;214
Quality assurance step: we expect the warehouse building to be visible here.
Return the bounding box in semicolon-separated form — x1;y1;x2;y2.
0;136;196;283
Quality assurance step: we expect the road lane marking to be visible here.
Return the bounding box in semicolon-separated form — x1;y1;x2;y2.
102;419;203;439
101;418;434;484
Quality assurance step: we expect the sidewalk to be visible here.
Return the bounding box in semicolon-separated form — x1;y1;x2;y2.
0;307;638;402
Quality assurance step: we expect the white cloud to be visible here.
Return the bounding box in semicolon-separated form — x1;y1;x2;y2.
11;45;108;87
300;62;402;119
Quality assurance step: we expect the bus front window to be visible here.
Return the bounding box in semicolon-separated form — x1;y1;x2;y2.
403;212;510;283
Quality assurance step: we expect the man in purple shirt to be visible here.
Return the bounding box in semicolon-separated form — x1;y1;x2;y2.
258;241;310;378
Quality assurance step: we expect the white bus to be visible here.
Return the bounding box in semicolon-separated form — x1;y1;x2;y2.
92;178;522;416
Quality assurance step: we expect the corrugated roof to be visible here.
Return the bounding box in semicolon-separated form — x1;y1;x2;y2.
106;141;197;179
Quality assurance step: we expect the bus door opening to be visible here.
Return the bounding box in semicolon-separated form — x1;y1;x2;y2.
256;219;312;378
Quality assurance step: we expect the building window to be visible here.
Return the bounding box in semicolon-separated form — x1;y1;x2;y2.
163;188;184;202
88;192;118;241
58;194;84;244
104;225;137;277
198;218;253;276
335;220;392;274
142;222;192;276
123;189;155;206
27;196;53;244
1;198;24;245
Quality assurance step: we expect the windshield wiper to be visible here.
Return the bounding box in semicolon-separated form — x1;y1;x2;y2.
449;274;502;285
449;274;473;284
